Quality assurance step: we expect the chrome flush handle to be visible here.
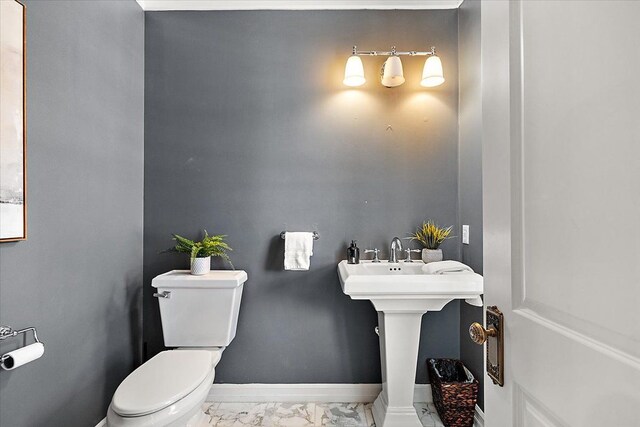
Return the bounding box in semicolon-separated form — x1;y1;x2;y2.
153;291;171;299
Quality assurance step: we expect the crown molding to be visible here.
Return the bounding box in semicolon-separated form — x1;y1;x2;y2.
136;0;464;11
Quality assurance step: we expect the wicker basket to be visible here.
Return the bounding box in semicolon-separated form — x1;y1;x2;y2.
427;358;478;427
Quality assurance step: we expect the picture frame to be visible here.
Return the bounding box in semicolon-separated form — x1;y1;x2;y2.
0;0;27;242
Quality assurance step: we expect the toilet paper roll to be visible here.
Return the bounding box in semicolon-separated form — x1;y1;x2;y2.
1;342;44;370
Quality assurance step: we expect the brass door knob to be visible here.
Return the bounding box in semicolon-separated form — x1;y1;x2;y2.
469;322;497;345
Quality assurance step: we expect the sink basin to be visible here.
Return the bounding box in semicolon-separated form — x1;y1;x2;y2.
338;260;482;301
337;260;483;427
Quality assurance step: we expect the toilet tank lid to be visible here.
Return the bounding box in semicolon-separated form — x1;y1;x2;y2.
111;350;215;417
152;270;248;289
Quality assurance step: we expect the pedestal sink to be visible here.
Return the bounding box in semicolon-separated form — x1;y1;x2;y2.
337;260;483;427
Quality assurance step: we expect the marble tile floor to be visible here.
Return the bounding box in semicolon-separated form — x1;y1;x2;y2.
202;401;445;427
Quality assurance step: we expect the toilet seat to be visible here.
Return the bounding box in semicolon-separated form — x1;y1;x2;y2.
112;350;214;417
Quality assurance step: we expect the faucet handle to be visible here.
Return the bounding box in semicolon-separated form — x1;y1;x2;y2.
365;248;382;262
404;248;421;262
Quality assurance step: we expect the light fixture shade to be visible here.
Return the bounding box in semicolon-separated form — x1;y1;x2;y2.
381;56;405;88
421;55;445;87
343;55;366;87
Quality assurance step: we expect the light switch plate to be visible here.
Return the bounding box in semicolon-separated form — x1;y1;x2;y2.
462;225;469;245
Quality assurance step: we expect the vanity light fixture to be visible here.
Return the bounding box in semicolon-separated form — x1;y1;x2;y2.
343;46;445;88
343;53;366;87
381;50;405;88
421;54;445;87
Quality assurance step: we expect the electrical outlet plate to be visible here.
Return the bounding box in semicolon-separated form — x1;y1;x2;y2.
462;225;469;244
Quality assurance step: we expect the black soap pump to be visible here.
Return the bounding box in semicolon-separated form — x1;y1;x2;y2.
347;240;360;264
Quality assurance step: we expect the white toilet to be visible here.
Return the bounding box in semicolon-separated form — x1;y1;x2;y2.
106;269;247;427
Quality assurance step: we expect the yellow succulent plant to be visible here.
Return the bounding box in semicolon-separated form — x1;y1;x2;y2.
410;220;453;249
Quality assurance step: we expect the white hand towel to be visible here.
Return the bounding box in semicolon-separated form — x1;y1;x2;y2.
422;260;474;275
284;232;314;271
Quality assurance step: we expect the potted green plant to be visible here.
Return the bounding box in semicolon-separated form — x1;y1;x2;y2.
166;230;233;275
410;220;453;263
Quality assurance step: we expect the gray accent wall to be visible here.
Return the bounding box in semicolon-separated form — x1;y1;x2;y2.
144;10;461;384
458;0;484;409
0;1;144;426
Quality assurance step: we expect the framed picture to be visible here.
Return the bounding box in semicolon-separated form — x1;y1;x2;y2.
0;0;26;242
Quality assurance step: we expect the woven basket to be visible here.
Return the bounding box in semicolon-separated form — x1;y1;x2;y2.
427;358;478;427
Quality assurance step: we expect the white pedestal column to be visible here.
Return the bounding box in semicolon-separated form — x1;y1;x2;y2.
371;310;427;427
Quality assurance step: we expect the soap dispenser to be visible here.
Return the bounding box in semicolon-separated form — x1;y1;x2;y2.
347;240;360;264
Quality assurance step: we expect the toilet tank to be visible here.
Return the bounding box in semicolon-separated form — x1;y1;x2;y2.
152;270;247;347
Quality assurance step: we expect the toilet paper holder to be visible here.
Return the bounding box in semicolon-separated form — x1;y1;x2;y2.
0;325;41;344
1;325;45;371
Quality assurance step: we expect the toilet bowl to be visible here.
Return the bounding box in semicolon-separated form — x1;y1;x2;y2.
106;270;247;427
107;349;221;427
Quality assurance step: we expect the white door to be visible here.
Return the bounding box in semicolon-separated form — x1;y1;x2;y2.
481;1;640;426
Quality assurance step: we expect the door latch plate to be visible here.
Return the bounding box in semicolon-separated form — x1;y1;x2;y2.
486;305;504;386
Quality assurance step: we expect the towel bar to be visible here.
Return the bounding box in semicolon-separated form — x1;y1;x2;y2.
280;231;319;240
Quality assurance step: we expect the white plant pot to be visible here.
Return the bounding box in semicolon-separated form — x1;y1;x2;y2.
421;249;443;264
190;256;211;275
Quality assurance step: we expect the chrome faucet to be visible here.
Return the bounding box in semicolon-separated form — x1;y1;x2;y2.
389;237;403;263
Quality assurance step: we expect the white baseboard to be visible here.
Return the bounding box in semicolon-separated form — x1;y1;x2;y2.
412;384;433;403
207;383;387;403
95;417;106;427
207;383;433;403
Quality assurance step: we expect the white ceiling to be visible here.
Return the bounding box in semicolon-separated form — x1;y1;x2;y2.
136;0;464;11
